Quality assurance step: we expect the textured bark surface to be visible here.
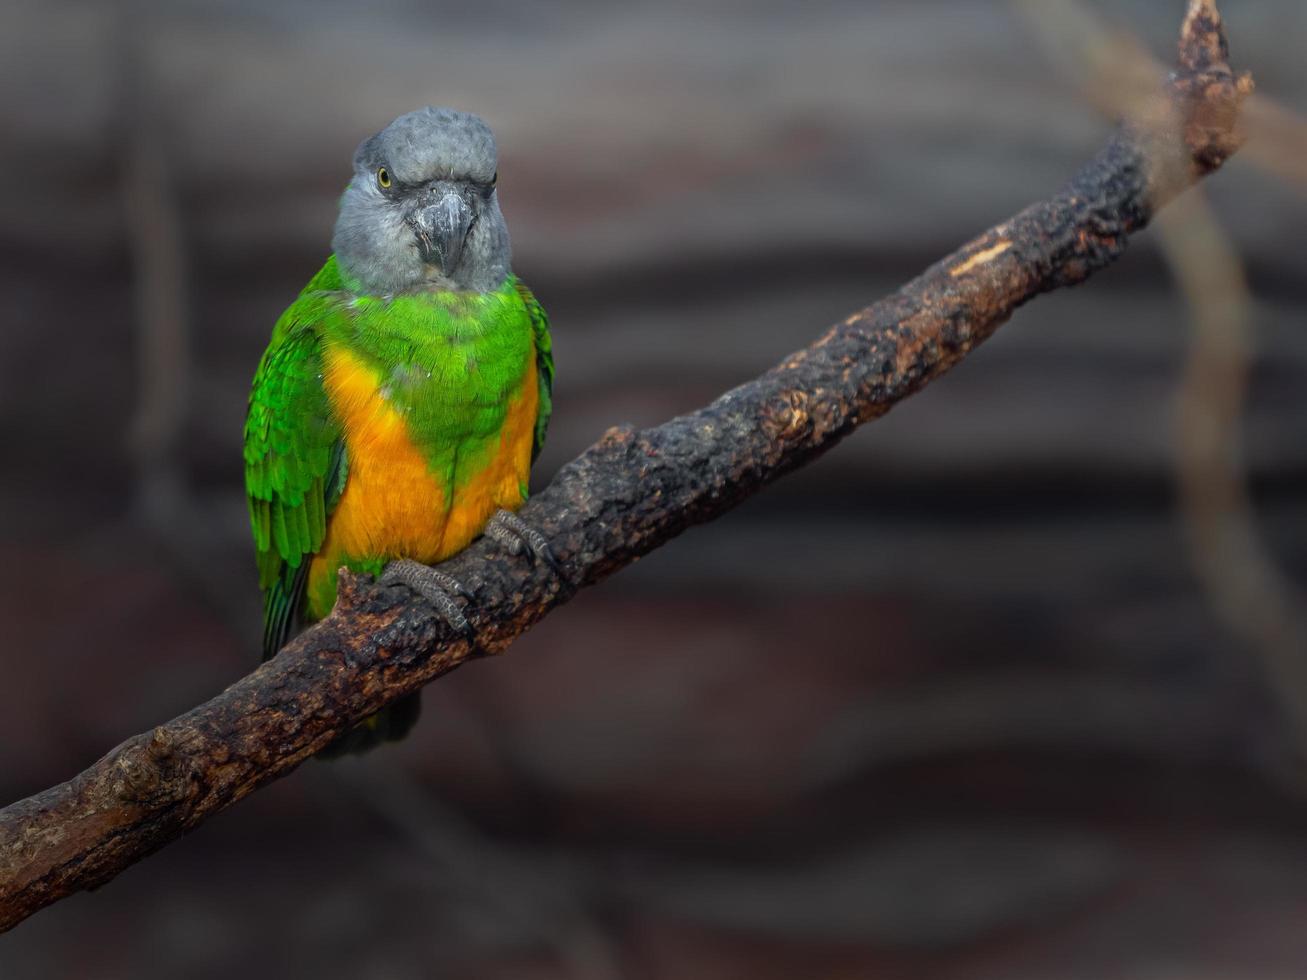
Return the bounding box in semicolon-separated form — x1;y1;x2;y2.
0;0;1253;935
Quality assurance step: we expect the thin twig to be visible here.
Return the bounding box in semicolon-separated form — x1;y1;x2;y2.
1158;190;1307;753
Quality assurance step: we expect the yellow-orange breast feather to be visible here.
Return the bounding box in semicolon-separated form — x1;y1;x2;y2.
305;344;538;617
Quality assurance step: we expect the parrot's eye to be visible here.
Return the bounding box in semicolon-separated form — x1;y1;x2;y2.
376;166;392;190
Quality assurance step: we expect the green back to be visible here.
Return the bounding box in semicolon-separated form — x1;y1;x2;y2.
244;256;552;659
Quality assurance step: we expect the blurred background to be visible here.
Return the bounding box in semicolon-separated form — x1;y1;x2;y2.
2;0;1305;976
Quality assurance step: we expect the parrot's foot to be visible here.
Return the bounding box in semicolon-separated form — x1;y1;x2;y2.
378;558;472;636
485;508;560;573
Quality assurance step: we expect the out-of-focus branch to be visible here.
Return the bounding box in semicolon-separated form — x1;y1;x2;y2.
0;1;1253;934
1157;191;1307;751
120;13;191;527
1241;95;1307;189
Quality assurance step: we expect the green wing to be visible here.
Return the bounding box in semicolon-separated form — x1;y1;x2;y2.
244;260;347;659
515;278;553;461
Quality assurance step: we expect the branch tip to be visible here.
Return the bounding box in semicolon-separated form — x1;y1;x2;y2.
1179;0;1228;72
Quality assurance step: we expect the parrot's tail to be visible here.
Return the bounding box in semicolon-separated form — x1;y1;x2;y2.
315;692;423;759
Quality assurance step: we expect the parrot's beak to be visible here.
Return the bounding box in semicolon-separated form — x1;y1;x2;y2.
411;187;473;276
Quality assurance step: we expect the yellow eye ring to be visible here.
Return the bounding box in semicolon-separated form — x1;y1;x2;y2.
376;166;391;189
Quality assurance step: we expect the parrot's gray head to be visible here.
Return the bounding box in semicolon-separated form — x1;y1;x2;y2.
332;107;510;294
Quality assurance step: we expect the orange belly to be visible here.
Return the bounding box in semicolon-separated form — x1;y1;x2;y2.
305;344;538;618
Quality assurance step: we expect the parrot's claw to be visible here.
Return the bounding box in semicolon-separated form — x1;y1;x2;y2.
485;509;560;574
378;558;473;636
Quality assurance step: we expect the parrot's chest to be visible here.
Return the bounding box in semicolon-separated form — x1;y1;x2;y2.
308;333;537;604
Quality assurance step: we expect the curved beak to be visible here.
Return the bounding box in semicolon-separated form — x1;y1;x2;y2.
410;186;473;276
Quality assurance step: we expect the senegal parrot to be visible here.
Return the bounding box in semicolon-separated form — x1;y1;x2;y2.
244;107;554;755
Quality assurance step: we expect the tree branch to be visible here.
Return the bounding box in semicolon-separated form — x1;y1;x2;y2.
0;0;1252;934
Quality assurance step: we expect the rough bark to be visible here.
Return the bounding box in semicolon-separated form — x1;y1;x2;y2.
0;0;1252;934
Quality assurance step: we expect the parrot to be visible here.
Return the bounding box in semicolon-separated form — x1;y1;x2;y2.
243;107;554;755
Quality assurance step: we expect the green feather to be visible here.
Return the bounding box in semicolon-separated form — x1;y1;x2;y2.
516;279;553;462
